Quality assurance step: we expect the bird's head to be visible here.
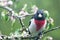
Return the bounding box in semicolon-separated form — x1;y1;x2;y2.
33;10;45;20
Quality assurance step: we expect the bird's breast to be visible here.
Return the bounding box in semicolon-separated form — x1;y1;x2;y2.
34;19;45;31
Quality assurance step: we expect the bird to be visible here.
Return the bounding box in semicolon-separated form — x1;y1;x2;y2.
28;10;47;37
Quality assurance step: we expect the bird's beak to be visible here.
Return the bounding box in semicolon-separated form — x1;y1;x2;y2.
38;14;42;18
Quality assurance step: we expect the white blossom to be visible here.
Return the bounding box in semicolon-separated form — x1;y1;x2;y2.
0;0;8;6
21;31;29;37
49;17;54;23
22;4;27;10
19;10;29;19
44;10;49;17
8;0;13;6
47;36;53;40
31;5;38;14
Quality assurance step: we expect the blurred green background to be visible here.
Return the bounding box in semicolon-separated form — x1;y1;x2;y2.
0;0;60;40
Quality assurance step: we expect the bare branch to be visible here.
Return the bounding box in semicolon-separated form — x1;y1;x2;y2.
43;26;60;34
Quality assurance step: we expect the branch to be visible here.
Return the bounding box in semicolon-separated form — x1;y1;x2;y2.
43;26;60;34
18;26;60;39
0;6;13;14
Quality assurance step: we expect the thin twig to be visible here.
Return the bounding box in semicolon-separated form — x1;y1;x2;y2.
0;6;13;14
43;26;60;34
